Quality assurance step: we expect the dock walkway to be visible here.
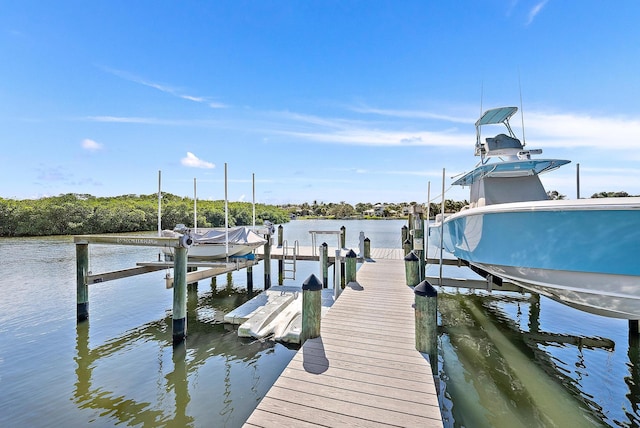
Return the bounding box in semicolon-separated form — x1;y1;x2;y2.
244;257;442;427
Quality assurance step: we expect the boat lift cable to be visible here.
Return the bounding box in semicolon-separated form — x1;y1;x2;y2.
428;184;455;204
519;70;526;147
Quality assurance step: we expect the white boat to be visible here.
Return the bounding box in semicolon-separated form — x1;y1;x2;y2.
433;106;640;319
162;225;267;260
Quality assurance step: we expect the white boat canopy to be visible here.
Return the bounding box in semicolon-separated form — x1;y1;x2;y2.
452;159;571;187
475;106;518;126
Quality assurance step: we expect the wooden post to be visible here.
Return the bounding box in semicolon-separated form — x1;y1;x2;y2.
403;239;412;256
278;258;284;286
187;266;198;287
401;225;408;245
345;249;357;284
263;235;271;290
364;237;371;260
210;276;217;289
76;243;89;322
172;247;188;344
320;242;329;288
301;274;323;343
340;225;346;248
631;320;640;337
334;249;342;300
411;205;425;281
414;280;438;358
247;265;253;294
404;251;420;287
277;224;283;247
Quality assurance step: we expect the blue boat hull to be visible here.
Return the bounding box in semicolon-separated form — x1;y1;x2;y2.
440;198;640;319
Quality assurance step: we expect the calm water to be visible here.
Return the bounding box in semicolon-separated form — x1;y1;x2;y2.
0;219;638;427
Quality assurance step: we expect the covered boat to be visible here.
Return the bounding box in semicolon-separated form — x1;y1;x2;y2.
162;225;267;260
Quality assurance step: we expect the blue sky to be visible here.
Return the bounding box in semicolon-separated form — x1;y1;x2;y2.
1;1;639;205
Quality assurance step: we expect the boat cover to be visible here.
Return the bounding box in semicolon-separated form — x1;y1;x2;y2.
194;227;267;245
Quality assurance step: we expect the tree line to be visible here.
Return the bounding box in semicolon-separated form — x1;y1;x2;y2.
1;190;634;237
0;193;290;237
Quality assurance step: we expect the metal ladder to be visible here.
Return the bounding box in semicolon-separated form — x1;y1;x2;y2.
282;240;299;280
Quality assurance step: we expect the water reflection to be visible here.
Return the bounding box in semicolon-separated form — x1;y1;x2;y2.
625;332;640;425
73;281;290;427
438;291;612;427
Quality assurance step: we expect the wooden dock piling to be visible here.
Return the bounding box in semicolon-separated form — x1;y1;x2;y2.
263;236;271;290
345;249;357;284
277;226;284;285
364;237;371;259
414;280;438;358
301;274;323;343
334;249;342;299
410;205;426;281
403;238;412;256
320;242;329;288
246;265;253;293
76;243;89;322
405;251;420;286
172;247;188;344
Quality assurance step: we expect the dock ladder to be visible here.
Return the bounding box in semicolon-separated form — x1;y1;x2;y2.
282;240;299;280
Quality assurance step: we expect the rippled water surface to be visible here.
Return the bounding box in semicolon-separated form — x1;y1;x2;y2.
0;220;638;427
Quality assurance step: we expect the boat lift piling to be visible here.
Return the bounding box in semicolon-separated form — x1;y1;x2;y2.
263;234;271;290
320;242;329;287
277;225;284;285
408;205;426;281
73;233;262;345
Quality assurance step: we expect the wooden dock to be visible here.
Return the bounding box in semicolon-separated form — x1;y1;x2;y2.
257;245;405;261
243;257;442;427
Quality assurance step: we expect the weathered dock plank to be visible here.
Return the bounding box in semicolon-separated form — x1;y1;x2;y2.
243;258;442;427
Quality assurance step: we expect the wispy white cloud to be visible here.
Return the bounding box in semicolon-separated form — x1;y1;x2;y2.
526;0;549;25
268;110;469;147
270;107;640;155
523;111;640;150
81;138;103;151
86;116;164;124
181;152;215;169
350;105;472;124
100;66;228;108
84;116;221;127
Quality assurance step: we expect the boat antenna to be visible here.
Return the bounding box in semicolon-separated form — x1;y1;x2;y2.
480;80;484;116
519;71;526;147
